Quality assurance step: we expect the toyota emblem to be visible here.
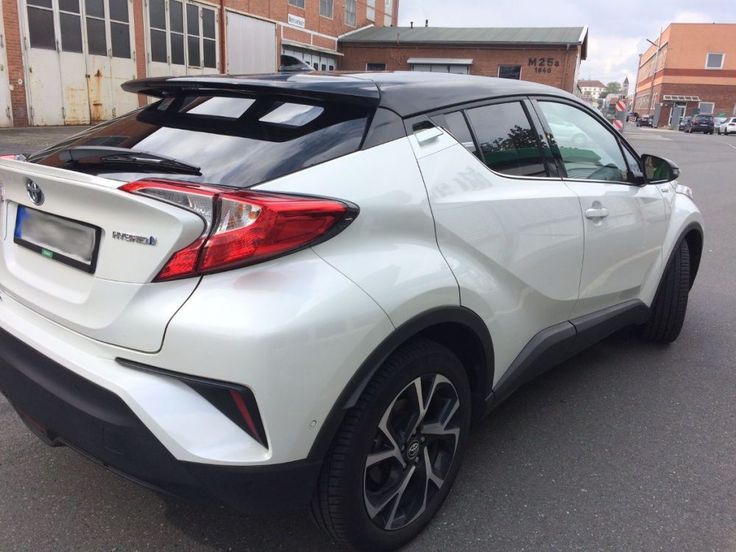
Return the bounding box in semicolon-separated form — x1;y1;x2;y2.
26;180;44;206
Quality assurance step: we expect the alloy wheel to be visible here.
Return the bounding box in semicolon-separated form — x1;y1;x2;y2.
363;374;461;531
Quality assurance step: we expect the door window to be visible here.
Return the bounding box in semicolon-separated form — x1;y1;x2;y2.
59;0;83;53
538;101;628;182
465;101;547;177
27;0;56;50
434;111;477;156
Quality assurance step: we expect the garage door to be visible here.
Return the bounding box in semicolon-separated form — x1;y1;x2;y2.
19;0;137;125
0;2;13;127
226;12;276;74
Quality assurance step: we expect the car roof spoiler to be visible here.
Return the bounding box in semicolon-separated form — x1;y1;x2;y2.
122;74;381;108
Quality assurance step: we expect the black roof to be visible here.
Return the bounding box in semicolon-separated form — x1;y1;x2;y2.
123;71;577;118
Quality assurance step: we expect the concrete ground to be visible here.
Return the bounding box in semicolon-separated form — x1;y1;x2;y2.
1;124;735;551
0;126;91;155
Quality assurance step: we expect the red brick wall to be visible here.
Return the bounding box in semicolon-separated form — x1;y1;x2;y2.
3;0;28;125
339;44;582;92
645;82;736;125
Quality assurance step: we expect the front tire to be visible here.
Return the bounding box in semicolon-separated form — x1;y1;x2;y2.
639;240;691;343
312;339;471;551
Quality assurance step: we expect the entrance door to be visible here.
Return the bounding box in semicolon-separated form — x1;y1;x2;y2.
0;2;13;126
58;0;89;124
226;12;276;73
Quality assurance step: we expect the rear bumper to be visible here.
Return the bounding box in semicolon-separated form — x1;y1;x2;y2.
0;327;321;512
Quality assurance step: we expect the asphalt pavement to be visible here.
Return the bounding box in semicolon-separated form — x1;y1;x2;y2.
1;124;735;551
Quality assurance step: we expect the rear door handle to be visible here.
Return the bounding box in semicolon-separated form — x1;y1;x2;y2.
585;207;609;219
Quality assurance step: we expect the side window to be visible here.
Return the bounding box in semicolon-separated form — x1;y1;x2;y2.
435;111;477;156
465;102;547;177
538;101;628;182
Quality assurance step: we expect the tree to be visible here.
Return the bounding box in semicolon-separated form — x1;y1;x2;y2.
604;82;622;95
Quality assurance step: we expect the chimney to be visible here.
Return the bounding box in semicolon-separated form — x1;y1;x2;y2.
410;21;413;28
425;19;429;27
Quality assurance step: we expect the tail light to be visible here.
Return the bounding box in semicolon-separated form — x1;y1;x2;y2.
120;179;357;281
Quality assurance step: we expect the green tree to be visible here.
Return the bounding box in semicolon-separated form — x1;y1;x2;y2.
604;82;622;95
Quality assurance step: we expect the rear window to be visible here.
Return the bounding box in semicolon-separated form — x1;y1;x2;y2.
28;94;372;188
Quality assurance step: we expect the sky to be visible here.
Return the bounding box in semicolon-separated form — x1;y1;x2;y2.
397;0;736;93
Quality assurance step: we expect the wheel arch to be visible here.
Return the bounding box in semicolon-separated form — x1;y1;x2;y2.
682;224;703;289
307;306;494;460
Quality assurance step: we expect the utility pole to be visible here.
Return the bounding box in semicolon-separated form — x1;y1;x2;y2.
646;28;663;119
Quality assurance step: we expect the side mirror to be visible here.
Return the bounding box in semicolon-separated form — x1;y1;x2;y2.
641;154;680;183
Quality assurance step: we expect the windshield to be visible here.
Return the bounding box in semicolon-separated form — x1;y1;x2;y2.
29;95;372;188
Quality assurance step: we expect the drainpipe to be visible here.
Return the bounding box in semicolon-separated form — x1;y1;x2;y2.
219;0;226;73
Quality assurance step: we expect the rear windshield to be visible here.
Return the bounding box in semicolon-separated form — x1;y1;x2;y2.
28;94;373;188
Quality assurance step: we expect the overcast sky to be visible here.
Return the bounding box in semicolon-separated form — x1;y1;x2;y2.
398;0;736;92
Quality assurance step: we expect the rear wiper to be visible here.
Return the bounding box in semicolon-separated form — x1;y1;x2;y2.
58;146;201;176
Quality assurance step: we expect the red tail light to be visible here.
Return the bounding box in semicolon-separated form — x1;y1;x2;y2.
120;179;356;281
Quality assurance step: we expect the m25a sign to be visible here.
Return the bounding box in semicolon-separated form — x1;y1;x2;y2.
528;58;560;74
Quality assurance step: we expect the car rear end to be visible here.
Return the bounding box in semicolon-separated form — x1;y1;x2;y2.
691;114;714;133
0;74;415;511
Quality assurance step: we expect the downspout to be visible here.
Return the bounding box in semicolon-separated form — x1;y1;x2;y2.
219;0;226;73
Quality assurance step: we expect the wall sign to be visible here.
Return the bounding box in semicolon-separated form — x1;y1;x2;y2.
288;14;306;28
528;58;560;74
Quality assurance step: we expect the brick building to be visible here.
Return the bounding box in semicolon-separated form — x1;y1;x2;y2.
0;0;398;127
633;23;736;127
338;26;588;93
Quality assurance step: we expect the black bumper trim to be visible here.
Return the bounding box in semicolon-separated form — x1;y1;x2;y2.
0;327;320;513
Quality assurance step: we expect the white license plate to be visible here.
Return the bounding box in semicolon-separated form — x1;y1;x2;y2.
14;205;100;273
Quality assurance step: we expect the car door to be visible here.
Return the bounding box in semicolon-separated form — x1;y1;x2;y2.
533;99;667;318
413;99;585;381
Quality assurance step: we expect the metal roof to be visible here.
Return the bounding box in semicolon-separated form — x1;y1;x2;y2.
123;71;580;118
340;26;588;48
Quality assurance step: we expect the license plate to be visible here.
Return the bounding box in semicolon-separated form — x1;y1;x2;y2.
14;205;100;273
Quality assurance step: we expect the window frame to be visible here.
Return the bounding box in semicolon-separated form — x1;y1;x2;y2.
698;101;715;115
705;52;725;70
365;62;386;71
319;0;333;19
406;96;557;181
288;0;305;8
528;96;644;187
344;0;356;26
497;64;522;80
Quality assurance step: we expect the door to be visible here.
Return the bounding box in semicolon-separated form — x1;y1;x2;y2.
226;12;276;73
535;99;667;318
58;0;89;124
0;2;13;127
83;0;137;122
146;0;219;79
22;0;65;125
415;101;585;378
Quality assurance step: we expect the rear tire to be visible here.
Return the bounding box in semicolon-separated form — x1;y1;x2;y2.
638;240;691;343
312;339;472;551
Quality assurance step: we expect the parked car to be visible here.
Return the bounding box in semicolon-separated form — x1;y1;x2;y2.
0;72;704;551
636;114;653;127
684;114;715;134
678;116;692;131
714;116;728;130
717;116;736;135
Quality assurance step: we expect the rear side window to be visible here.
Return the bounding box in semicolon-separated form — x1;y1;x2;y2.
435;111;477;156
465;102;547;177
30;95;372;188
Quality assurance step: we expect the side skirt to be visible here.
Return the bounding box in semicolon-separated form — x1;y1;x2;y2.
485;299;650;410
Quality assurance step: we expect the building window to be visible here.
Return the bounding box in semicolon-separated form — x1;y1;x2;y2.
149;0;217;68
109;0;131;58
344;0;356;26
698;102;715;114
366;63;386;71
59;0;83;53
319;0;332;18
366;0;375;21
498;65;521;80
384;0;392;26
86;0;107;56
705;52;724;69
288;0;305;8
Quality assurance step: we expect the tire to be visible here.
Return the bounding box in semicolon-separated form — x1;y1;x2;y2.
638;240;690;343
312;339;472;551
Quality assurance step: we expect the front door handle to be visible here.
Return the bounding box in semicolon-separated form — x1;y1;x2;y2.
585;206;609;219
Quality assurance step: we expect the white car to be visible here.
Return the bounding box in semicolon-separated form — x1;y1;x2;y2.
0;72;703;551
717;116;736;135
